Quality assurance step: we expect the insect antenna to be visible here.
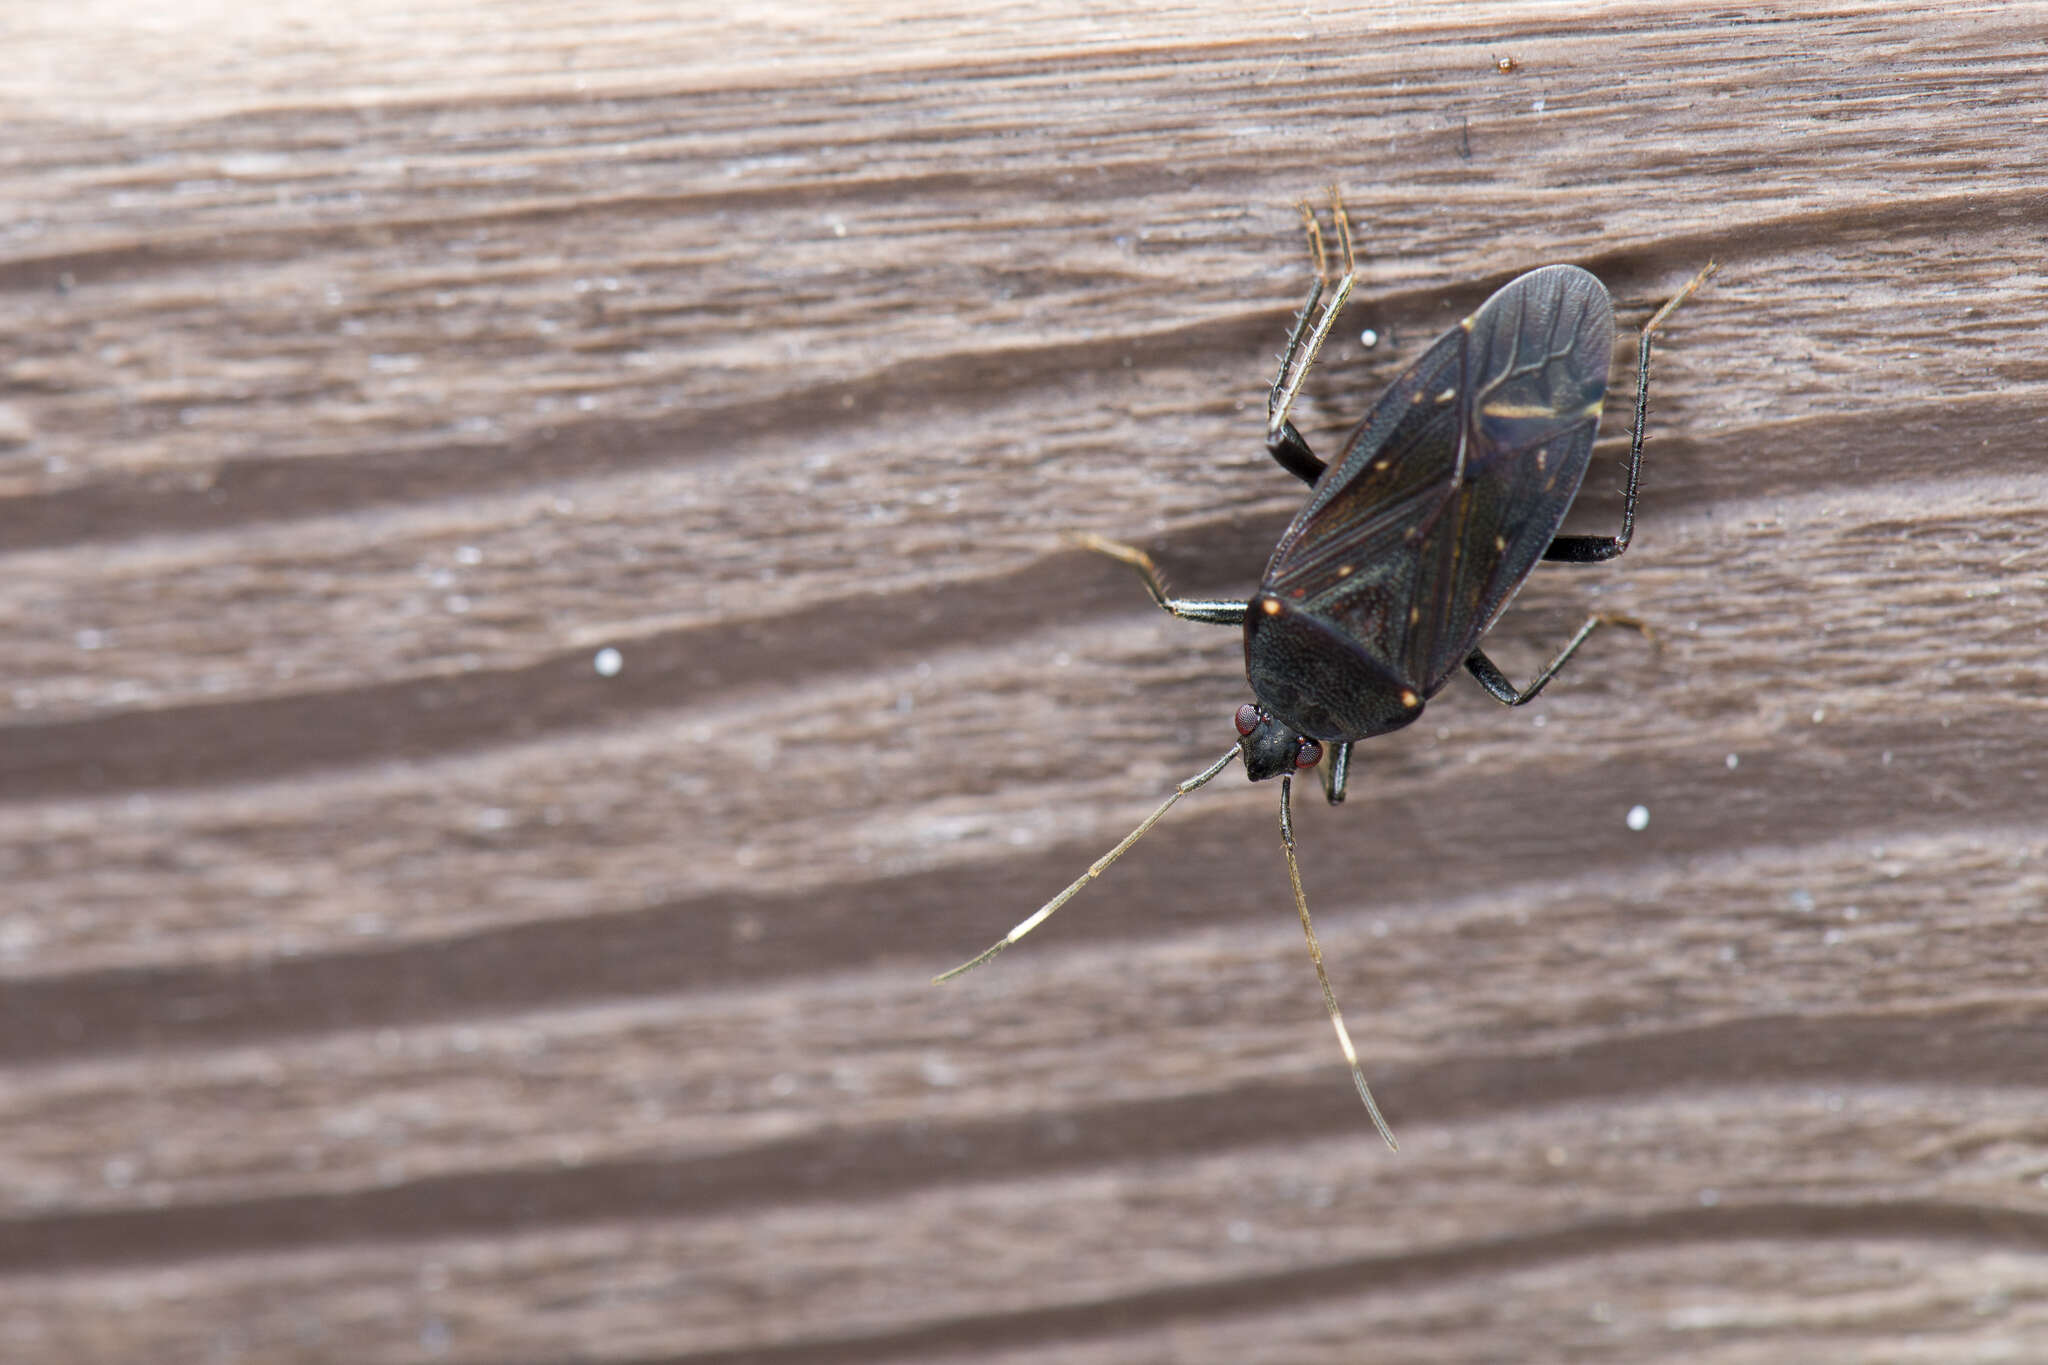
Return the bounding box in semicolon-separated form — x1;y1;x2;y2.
934;745;1240;983
1280;775;1398;1151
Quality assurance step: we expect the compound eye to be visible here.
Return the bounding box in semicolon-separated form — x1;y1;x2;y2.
1294;739;1323;769
1234;703;1261;736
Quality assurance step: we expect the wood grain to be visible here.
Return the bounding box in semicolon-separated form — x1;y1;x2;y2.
5;2;2048;1360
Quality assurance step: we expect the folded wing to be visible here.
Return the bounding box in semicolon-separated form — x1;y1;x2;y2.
1261;265;1615;694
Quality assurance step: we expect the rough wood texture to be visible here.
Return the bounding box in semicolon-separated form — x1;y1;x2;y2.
5;2;2048;1360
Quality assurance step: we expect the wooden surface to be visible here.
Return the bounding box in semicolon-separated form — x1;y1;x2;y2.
5;2;2048;1360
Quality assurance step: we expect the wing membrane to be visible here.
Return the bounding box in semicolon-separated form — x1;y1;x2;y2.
1261;266;1615;694
1261;326;1466;680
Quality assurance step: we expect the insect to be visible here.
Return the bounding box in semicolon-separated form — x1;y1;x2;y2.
938;195;1715;1149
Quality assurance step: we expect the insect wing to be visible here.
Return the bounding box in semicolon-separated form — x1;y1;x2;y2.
1431;265;1613;682
1260;325;1469;683
1263;265;1614;692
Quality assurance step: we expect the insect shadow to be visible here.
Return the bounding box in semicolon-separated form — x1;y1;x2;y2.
939;195;1715;1149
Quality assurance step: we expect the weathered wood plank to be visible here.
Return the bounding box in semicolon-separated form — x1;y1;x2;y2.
3;1;2046;1361
0;820;2041;1226
5;1089;2048;1360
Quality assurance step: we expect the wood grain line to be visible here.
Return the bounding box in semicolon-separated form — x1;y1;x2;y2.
0;697;2031;1064
8;418;2048;800
5;175;2045;551
0;1001;2037;1274
0;533;1162;798
628;1200;2048;1365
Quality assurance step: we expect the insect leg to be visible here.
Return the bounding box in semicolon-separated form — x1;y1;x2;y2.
1543;260;1719;563
1067;532;1245;626
1265;194;1361;487
1267;423;1326;488
1318;741;1351;805
1265;277;1329;486
1463;612;1651;706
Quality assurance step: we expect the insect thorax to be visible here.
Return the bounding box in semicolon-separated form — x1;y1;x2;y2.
1243;596;1425;742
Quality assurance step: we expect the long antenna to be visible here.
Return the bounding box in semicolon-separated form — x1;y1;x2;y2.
934;746;1240;983
1280;775;1398;1150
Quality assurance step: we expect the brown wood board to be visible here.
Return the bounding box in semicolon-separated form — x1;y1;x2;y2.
4;2;2048;1361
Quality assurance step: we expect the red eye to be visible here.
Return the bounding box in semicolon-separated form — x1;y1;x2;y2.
1234;703;1260;736
1295;739;1323;769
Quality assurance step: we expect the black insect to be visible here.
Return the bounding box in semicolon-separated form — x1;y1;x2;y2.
939;196;1714;1149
